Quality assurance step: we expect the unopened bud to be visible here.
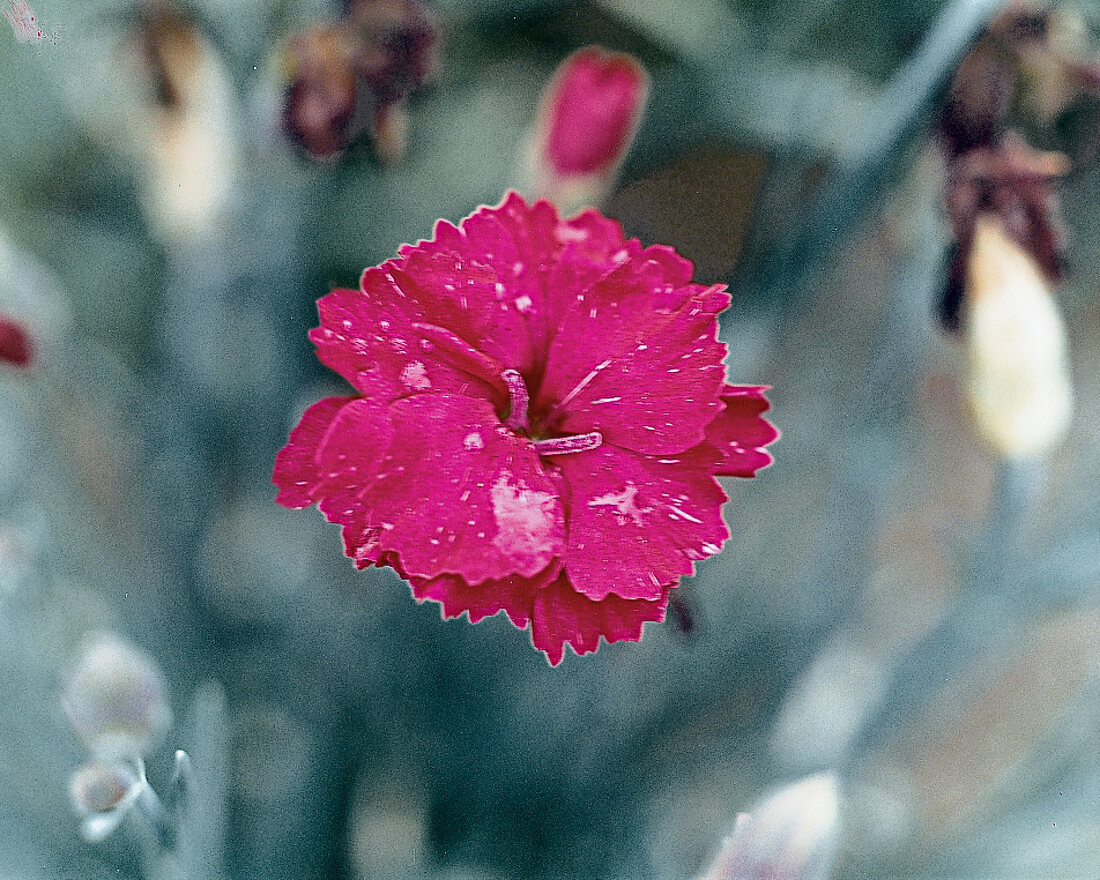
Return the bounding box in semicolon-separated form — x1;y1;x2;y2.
69;758;145;842
525;46;649;213
132;0;241;243
0;316;33;367
697;773;841;880
62;633;172;758
963;214;1073;459
70;758;142;813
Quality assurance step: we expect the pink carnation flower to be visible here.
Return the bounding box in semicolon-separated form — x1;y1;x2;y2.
274;193;777;664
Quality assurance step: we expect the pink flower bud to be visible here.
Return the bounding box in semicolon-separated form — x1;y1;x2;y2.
542;47;647;176
528;47;649;211
0;316;33;368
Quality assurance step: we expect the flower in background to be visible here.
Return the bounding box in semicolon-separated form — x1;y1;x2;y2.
274;192;776;664
283;0;440;162
69;758;149;842
962;213;1072;458
129;0;241;244
939;1;1100;158
936;4;1081;460
0;315;33;367
524;46;649;214
697;774;841;880
62;633;173;758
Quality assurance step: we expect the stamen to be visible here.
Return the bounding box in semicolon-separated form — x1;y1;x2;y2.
502;369;529;431
533;431;603;456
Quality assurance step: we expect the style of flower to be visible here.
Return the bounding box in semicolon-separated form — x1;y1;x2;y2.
274;193;776;664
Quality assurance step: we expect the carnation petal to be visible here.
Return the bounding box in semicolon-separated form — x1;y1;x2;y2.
365;394;565;582
706;386;779;477
410;563;561;628
398;193;644;375
273;396;356;507
530;573;670;665
390;250;534;373
555;444;728;601
537;269;729;454
309;398;396;567
311;273;502;402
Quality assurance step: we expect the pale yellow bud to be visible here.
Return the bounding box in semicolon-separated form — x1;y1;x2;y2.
133;6;242;245
963;214;1072;459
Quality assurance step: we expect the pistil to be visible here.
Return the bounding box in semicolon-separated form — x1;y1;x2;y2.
502;369;530;431
501;368;602;456
533;431;603;455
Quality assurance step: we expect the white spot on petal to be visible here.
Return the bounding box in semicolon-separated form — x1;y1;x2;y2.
400;361;431;391
588;483;652;526
490;473;559;573
463;432;484;451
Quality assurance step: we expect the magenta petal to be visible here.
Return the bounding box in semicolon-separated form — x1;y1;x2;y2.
273;396;356;508
706;386;779;477
365;394;565;582
538;271;729;455
400;194;556;374
310;272;501;402
530;573;670;665
410;562;561;628
555;444;729;601
309;398;396;567
389;251;533;373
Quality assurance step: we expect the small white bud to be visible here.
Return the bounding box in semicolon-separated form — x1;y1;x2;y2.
963;214;1073;459
62;632;172;758
69;758;146;842
698;773;841;880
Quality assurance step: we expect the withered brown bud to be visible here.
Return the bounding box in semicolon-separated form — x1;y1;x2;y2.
283;0;439;161
940;40;1019;157
940;134;1069;332
283;25;359;160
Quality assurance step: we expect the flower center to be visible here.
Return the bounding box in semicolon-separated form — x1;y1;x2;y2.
501;368;602;456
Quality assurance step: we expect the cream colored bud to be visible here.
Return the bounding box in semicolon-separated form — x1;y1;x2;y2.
62;632;172;758
133;6;242;244
963;214;1072;459
697;773;841;880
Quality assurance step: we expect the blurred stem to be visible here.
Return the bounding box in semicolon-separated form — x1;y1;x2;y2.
974;458;1046;594
174;682;229;880
732;0;1003;314
849;456;1049;763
